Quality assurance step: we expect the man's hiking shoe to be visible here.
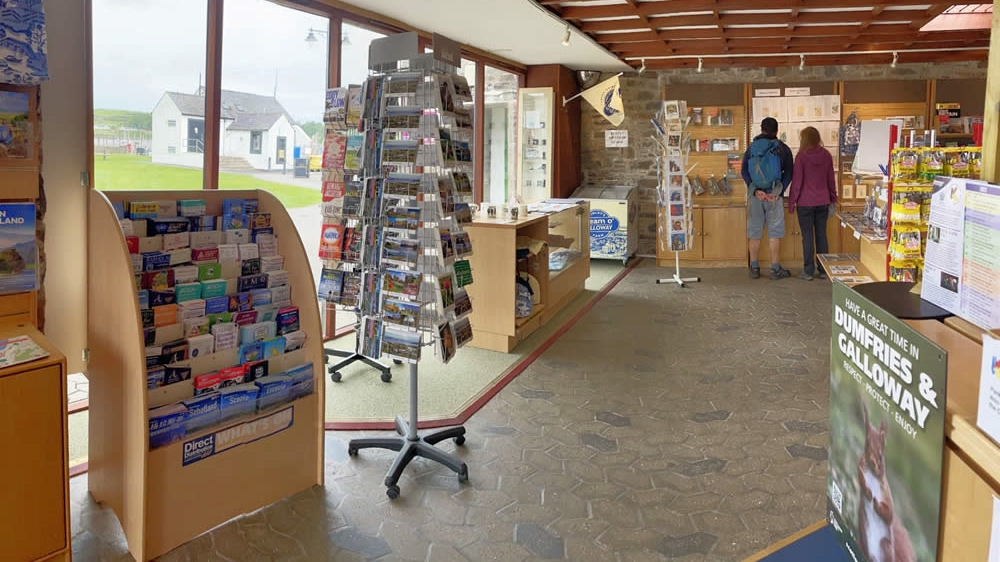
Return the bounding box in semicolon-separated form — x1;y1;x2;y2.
749;266;761;279
770;266;791;280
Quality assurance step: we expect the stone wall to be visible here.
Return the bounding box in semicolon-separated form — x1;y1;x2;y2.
579;62;988;256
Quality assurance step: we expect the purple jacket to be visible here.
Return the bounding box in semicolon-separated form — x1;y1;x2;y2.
787;146;837;209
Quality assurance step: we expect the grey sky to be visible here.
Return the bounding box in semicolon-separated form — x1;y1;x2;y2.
92;0;383;123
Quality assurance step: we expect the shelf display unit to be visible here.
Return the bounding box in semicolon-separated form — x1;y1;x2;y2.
516;87;555;203
465;202;589;352
86;189;324;561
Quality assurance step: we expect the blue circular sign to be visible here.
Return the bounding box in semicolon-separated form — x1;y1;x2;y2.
590;210;620;240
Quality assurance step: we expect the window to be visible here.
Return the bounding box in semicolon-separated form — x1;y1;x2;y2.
341;22;386;87
250;131;263;154
484;66;518;204
92;0;206;189
222;0;328;174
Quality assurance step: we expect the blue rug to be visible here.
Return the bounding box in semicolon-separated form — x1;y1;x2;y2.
759;525;851;562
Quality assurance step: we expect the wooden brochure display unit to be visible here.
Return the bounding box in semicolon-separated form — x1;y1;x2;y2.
86;190;325;561
901;319;1000;561
0;325;70;562
464;203;590;352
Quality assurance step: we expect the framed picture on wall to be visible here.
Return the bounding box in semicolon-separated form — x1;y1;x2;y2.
0;84;39;168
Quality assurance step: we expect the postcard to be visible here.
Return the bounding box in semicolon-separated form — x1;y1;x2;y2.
0;89;35;162
438;273;456;311
319;222;344;260
361;317;383;358
453;317;473;347
383;238;420;270
439;229;455;261
382;297;421;329
318;268;344;302
453;289;472;318
385;207;421;232
382;326;421;362
437;322;456;364
382;268;421;298
454;259;473;288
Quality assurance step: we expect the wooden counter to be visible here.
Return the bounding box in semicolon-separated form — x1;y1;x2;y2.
464;204;590;353
0;325;70;562
903;319;1000;561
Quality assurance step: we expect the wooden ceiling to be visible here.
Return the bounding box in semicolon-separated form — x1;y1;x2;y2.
540;1;991;69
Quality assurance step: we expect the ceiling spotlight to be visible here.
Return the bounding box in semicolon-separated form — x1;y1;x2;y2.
799;54;805;70
638;58;647;75
697;57;703;73
305;30;318;44
891;51;898;68
561;25;571;46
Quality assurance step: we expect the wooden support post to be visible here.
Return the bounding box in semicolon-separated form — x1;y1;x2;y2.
980;0;1000;183
203;0;224;190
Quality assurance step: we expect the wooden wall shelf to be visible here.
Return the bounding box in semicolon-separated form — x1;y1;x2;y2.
86;189;325;561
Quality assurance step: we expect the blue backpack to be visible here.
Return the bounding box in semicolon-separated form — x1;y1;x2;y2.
747;137;782;193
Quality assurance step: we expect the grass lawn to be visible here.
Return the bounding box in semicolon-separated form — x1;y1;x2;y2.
95;154;321;209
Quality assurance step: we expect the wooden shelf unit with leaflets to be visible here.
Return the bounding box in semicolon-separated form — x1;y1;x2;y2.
901;319;1000;561
86;189;325;561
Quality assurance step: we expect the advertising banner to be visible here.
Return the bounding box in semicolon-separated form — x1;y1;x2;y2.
828;282;947;562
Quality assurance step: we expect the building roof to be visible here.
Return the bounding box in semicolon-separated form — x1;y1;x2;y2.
228;113;284;131
163;90;295;129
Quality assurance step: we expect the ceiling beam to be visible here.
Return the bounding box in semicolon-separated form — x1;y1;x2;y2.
560;0;945;20
640;48;987;69
577;9;937;33
614;39;989;57
592;26;990;43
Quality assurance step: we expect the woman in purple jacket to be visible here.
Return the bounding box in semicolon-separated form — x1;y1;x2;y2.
787;126;837;280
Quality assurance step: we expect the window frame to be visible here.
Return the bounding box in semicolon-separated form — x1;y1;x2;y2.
89;0;525;193
249;130;263;155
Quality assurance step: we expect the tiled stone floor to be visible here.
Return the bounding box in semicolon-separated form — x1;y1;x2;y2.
72;264;833;561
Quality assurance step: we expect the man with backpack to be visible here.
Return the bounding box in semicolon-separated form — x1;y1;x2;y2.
741;117;794;280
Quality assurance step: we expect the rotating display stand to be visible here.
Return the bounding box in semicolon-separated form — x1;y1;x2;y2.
319;33;478;498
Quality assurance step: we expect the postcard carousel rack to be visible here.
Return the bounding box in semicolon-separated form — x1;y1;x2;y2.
86;189;325;561
318;37;478;499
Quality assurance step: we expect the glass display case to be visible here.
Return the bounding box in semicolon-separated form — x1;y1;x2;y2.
516;87;554;203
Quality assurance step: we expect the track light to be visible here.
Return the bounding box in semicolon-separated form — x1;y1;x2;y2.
638;58;647;74
697;57;703;73
799;54;805;70
561;25;571;46
891;51;898;68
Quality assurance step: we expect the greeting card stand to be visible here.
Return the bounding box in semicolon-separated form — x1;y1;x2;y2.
335;37;477;499
656;249;701;288
349;363;467;499
324;342;395;383
655;101;701;288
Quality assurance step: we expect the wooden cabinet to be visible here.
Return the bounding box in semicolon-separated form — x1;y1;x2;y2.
658;206;747;267
0;326;70;562
466;203;591;352
702;207;747;261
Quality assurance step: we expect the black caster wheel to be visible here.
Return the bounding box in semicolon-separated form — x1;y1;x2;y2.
393;359;402;365
380;372;392;383
457;465;469;482
331;371;342;383
454;435;466;446
347;445;358;456
386;485;400;500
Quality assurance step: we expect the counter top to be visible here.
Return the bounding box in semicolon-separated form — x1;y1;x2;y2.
0;324;65;378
